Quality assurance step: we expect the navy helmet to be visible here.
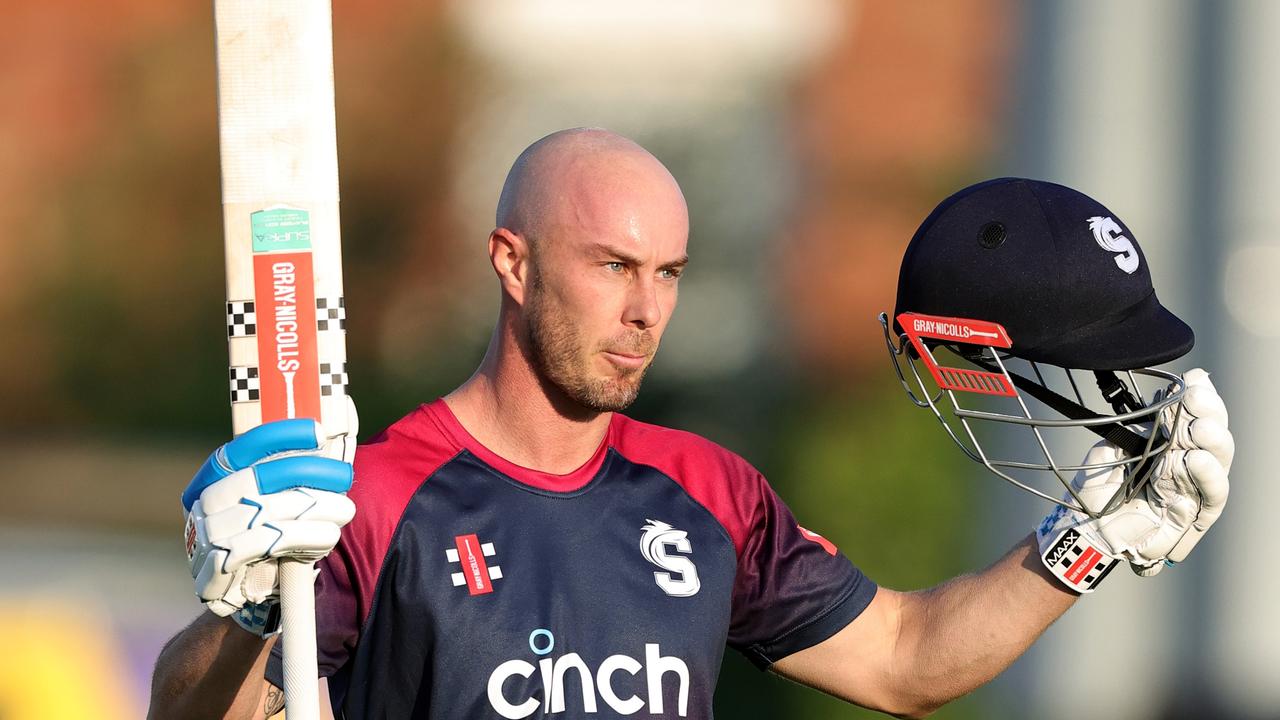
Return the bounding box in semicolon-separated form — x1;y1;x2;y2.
881;178;1192;517
894;177;1192;369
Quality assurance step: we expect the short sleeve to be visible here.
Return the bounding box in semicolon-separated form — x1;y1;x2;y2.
728;473;878;669
264;535;362;688
262;408;464;694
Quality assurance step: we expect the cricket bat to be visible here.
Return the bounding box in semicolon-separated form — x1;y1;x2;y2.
214;1;349;717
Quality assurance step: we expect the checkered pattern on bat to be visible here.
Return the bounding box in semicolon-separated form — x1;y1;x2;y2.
320;361;348;397
229;366;260;403
227;301;256;338
316;296;345;332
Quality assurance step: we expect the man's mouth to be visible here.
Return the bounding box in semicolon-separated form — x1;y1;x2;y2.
601;350;648;370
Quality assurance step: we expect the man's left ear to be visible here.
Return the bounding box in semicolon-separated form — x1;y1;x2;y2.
489;227;531;304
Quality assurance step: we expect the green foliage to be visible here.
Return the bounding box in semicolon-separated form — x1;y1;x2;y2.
32;23;227;438
774;384;976;589
6;15;470;441
714;382;992;719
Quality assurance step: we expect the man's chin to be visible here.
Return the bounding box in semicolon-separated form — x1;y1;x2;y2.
573;377;643;412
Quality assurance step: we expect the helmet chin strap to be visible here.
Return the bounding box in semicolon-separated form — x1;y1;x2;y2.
1094;371;1143;414
966;357;1152;459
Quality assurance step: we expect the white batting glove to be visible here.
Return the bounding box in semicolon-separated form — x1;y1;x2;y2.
182;399;357;632
1036;369;1232;592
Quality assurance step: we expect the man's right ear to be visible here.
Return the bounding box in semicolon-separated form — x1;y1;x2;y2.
489;227;530;305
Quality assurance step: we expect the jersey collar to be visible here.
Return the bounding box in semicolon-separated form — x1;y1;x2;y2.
422;398;617;493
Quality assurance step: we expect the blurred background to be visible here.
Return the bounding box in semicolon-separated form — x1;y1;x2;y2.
2;0;1277;717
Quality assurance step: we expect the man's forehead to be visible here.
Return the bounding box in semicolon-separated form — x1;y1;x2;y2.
555;187;686;252
539;151;686;240
564;162;684;218
497;130;688;257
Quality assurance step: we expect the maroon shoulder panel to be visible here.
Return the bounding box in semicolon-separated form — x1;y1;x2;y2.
608;415;760;554
310;403;462;676
609;415;876;666
285;403;874;683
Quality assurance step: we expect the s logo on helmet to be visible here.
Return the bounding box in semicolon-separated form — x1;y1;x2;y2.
1088;216;1140;274
640;519;700;597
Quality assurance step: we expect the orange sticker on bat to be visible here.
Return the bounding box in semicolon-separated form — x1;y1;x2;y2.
253;252;320;422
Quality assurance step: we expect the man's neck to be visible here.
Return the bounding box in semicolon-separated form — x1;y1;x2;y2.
443;333;612;475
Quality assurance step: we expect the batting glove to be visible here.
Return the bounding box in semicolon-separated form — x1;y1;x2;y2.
1036;368;1232;592
182;399;357;633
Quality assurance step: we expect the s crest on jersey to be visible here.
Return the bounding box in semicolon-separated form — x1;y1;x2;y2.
640;519;700;597
1088;216;1140;274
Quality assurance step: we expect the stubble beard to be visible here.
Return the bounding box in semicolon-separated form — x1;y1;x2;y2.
525;283;655;413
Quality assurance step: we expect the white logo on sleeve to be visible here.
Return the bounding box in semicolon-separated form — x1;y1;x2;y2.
1088;216;1140;274
640;519;700;597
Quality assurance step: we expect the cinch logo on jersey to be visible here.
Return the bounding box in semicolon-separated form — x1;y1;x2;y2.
1088;216;1140;274
487;629;691;718
640;519;700;597
445;533;502;595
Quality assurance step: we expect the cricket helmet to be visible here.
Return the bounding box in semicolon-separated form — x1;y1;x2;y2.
881;178;1193;517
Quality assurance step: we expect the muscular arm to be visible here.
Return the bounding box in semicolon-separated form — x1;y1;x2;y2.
148;611;283;720
772;534;1076;718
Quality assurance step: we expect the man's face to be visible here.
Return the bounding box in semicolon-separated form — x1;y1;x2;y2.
521;166;689;412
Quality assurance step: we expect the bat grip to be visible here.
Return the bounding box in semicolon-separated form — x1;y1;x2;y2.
280;557;321;719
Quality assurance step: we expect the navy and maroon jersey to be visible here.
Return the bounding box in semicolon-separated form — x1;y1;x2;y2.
267;400;877;718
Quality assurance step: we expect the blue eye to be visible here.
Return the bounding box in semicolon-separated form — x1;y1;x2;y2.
605;262;625;273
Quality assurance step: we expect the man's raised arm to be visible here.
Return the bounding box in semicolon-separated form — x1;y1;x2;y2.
149;415;356;718
775;369;1232;718
774;535;1069;718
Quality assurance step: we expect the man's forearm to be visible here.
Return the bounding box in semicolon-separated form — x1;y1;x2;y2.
149;611;277;720
895;533;1076;713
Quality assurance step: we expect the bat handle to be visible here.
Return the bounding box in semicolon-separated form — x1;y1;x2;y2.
280;557;321;719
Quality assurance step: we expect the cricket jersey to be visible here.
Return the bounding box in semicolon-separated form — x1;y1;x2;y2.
266;399;877;718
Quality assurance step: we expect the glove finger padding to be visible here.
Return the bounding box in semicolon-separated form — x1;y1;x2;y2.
1070;442;1127;512
1186;416;1234;474
193;481;354;577
1155;368;1232;564
1038;367;1233;590
1106;448;1199;575
1167;448;1230;563
185;420;325;512
199;561;280;616
197;455;353;515
184;404;357;514
1184;369;1228;424
324;395;359;464
219;519;348;571
202;487;356;542
1160;370;1230;456
183;402;360;622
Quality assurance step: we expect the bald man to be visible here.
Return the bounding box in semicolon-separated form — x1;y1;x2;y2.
151;130;1091;719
